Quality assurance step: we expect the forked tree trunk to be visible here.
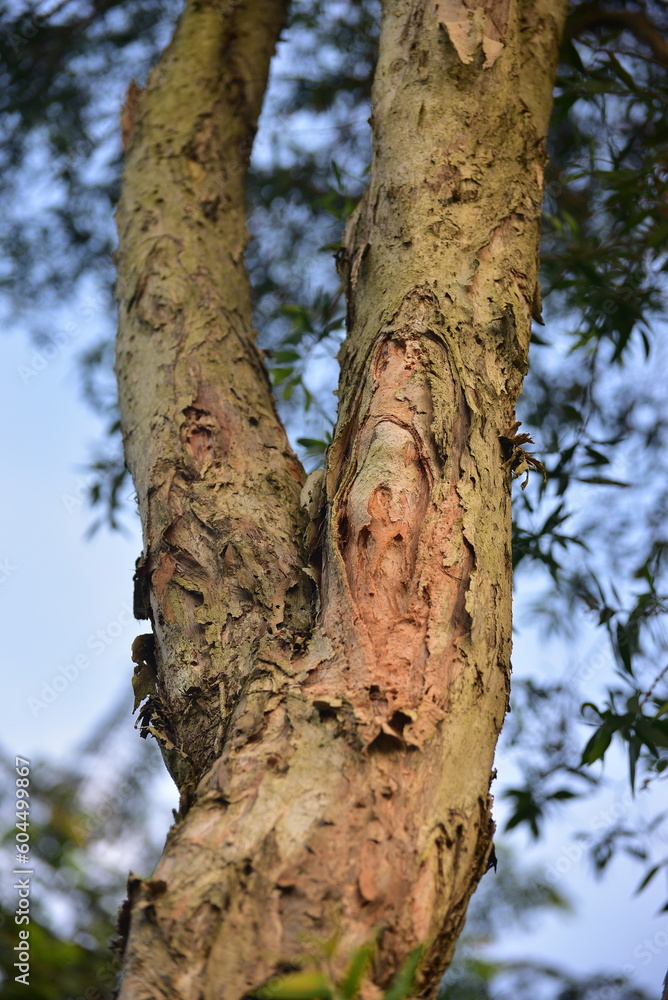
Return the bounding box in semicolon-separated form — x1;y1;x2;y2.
114;1;567;997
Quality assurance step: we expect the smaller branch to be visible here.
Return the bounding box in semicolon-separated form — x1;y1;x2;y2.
568;2;668;69
640;662;668;706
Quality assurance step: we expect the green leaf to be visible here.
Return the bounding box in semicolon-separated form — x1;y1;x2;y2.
581;727;612;766
251;970;334;1000
546;788;579;801
583;446;610;466
381;947;423;1000
636;717;668;750
297;437;330;459
271;367;295;385
339;943;375;999
560;38;585;72
628;739;641;794
615;620;635;676
273;350;301;363
574;476;630;488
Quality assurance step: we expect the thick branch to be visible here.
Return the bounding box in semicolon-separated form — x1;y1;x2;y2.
316;0;570;984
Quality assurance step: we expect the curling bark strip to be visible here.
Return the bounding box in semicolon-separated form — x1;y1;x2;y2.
114;1;568;997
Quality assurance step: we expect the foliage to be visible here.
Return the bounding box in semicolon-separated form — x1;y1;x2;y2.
250;940;422;1000
0;701;169;997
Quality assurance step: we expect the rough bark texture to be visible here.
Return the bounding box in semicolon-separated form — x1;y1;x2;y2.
115;1;568;998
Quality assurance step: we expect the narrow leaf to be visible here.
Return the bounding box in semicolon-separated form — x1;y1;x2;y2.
581;727;612;765
628;739;641;795
382;947;423;1000
339;943;375;999
251;970;334;1000
636;864;661;894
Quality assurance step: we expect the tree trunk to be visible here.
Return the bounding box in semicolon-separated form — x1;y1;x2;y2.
114;1;567;997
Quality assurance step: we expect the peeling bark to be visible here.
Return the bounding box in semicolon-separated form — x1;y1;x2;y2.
115;1;568;998
115;0;308;796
